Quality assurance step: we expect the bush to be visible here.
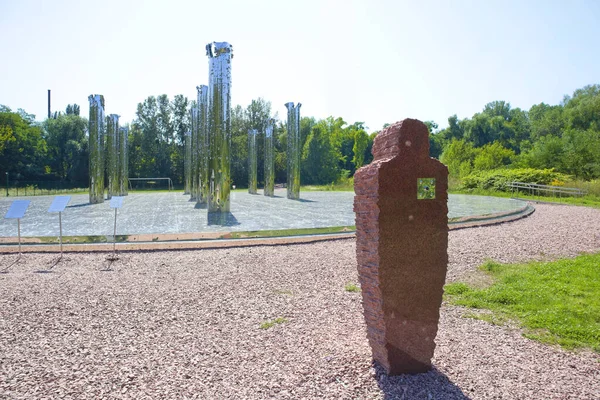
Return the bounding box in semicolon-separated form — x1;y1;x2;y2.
461;168;571;191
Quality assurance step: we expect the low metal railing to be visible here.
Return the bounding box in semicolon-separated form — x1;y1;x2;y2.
506;181;588;198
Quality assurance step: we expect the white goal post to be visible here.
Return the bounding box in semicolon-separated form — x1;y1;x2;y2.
128;178;174;191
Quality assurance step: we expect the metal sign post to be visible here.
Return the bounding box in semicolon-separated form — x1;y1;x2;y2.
48;196;71;255
109;196;124;259
5;200;30;254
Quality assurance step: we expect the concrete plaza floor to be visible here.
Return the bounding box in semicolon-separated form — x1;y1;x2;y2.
0;189;527;238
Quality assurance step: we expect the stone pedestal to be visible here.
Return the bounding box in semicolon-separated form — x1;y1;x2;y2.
353;119;448;375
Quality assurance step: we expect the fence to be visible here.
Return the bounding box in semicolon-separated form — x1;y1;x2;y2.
506;181;588;198
1;178;180;197
1;180;88;197
128;178;174;191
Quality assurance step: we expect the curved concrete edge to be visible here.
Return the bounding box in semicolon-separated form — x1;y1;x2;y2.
0;203;535;254
448;203;535;230
0;233;354;254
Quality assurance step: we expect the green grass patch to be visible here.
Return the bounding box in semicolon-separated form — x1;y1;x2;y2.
444;254;600;352
344;283;360;292
260;317;287;329
227;225;355;239
449;187;600;209
35;235;129;244
302;178;354;192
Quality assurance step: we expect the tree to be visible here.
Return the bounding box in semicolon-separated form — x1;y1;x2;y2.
246;98;272;185
43;114;88;182
424;120;442;158
482;100;511;120
0;110;47;180
134;96;160;178
170;94;190;185
563;84;600;131
65;104;81;116
352;129;369;170
473;142;515;170
302;123;340;184
230;104;248;187
529;103;565;139
446;115;464;141
440;139;476;177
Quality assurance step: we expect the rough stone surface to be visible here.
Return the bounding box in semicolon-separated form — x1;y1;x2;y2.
354;119;449;375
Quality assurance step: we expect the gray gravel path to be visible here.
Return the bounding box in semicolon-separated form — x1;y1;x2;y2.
0;203;599;399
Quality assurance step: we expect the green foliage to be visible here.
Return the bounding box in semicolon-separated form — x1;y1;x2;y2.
302;123;340;185
352;128;369;169
65;104;80;116
529;103;565;139
43;114;88;182
448;186;600;209
445;253;600;352
5;82;600;190
440;139;476;177
344;283;360;293
461;168;570;191
435;86;600;182
131;94;190;186
228;225;354;239
0;109;47;180
444;282;471;295
473;142;515;171
260;317;287;329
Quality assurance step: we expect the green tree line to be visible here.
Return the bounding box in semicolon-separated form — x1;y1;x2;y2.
434;84;600;180
1;83;599;190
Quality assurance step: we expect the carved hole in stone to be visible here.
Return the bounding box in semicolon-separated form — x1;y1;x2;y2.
417;178;436;199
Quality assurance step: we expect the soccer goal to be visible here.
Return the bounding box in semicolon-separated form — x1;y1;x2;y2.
128;177;174;191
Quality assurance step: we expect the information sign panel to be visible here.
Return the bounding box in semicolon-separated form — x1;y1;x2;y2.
5;200;30;219
48;196;71;213
109;196;124;209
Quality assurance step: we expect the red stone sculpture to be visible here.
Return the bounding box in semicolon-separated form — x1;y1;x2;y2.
354;119;448;375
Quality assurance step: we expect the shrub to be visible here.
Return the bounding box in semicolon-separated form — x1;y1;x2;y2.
461;168;571;191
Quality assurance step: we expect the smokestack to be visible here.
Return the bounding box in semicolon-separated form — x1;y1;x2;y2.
47;89;51;119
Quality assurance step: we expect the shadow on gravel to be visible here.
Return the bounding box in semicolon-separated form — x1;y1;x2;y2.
374;363;470;400
67;203;92;209
1;255;21;273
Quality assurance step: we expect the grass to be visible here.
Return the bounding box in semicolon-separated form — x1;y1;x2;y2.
344;283;360;292
227;225;355;239
444;254;600;352
302;178;354;192
260;317;287;329
449;187;600;209
1;188;88;197
36;235;129;244
449;177;600;209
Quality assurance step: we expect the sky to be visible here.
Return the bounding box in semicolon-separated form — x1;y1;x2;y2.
1;0;599;131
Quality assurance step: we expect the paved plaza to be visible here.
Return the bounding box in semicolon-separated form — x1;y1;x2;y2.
0;190;527;238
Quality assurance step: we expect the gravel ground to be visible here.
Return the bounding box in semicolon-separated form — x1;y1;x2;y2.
0;203;599;399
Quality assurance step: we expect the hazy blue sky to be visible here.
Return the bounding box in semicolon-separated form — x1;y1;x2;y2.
1;0;599;131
